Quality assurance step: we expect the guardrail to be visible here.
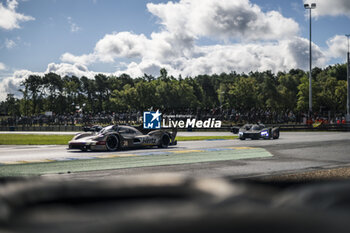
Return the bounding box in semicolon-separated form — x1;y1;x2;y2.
278;123;350;132
178;124;350;132
0;125;83;132
0;124;349;132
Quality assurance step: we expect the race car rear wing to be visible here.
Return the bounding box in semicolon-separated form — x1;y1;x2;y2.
231;126;240;134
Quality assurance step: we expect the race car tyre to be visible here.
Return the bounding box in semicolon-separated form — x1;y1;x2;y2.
106;134;119;151
272;130;280;139
239;137;246;140
159;135;170;148
81;146;88;152
268;129;272;139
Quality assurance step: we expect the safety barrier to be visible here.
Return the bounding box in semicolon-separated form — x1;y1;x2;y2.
0;125;83;132
0;124;349;132
278;123;350;132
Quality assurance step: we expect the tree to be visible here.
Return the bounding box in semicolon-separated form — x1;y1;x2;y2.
22;75;43;115
184;77;204;108
63;76;80;113
228;77;258;113
135;81;157;111
196;75;219;108
18;85;29;116
80;76;96;113
5;94;20;116
95;74;110;112
334;80;347;113
297;75;321;113
277;73;301;112
42;72;64;113
257;72;280;111
5;64;348;119
158;68;172;82
111;84;137;111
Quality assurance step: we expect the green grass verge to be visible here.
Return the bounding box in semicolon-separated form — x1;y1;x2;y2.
0;134;74;145
175;136;237;141
0;148;270;176
0;134;237;145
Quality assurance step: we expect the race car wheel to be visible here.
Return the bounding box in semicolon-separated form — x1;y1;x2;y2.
106;134;119;151
239;137;246;140
159;135;170;148
272;130;280;139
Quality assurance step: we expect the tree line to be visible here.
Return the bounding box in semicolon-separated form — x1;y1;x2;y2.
0;64;348;118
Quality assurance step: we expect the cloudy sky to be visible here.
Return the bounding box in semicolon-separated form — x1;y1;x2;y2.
1;0;350;100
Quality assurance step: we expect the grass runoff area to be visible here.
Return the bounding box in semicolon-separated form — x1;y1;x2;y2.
0;134;237;145
0;148;270;176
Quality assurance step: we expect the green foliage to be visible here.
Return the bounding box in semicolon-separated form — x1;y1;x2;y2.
297;76;311;112
4;94;20;116
1;64;348;117
228;77;258;112
277;73;300;112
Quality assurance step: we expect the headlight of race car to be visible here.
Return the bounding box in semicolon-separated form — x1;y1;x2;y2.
261;130;269;137
238;131;243;136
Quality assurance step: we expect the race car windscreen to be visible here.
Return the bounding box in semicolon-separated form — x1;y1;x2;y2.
99;125;115;134
252;125;260;130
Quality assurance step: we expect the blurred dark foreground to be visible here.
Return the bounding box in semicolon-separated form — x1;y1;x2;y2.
1;175;350;233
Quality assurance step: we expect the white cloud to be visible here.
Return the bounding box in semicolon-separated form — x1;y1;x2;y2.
62;34;325;78
0;63;107;100
61;32;149;65
5;38;16;49
0;0;341;101
326;35;348;59
45;63;99;79
0;0;34;30
116;37;326;77
147;0;299;41
0;62;6;70
0;69;40;101
303;0;350;18
60;53;97;66
95;32;148;61
67;16;81;33
61;0;300;67
0;37;328;101
114;59;178;78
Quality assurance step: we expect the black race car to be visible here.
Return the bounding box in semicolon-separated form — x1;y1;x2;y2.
231;124;280;140
68;125;177;151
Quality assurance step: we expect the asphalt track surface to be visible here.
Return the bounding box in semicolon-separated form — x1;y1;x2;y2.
0;132;350;179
